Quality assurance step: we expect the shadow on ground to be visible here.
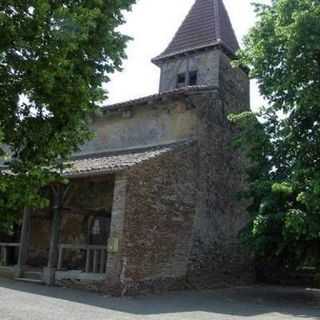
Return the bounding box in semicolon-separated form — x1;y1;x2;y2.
0;278;319;319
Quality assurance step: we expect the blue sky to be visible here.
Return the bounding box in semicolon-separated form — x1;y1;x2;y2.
104;0;270;111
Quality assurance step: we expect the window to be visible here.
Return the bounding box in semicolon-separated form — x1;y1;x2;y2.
176;73;186;88
188;70;198;86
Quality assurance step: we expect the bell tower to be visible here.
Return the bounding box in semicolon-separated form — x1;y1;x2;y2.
152;0;241;93
153;0;253;286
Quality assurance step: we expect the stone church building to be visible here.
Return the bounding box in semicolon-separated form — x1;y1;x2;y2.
0;0;253;294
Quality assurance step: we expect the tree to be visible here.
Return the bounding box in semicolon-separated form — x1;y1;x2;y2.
0;0;135;229
232;0;320;270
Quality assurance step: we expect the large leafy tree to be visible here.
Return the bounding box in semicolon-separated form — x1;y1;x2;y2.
232;0;320;270
0;0;135;229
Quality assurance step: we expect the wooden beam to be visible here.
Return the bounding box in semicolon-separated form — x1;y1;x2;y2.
16;208;32;277
60;244;106;250
44;184;65;286
93;250;98;273
47;186;63;270
69;175;115;183
100;250;106;274
44;185;63;285
0;243;21;247
85;249;91;273
63;207;111;214
57;247;64;271
0;246;8;266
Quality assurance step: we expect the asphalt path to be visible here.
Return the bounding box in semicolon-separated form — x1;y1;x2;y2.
0;278;319;320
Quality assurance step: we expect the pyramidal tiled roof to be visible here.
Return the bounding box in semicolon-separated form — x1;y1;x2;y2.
152;0;239;64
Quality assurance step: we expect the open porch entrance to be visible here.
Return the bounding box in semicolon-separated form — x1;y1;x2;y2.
0;173;124;286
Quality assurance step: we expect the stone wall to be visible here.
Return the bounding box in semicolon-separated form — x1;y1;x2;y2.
159;50;220;92
27;211;51;267
110;144;198;294
186;53;254;288
78;101;197;156
104;173;128;292
218;52;250;114
102;53;253;294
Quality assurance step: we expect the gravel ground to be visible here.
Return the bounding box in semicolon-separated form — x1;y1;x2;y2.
0;278;319;320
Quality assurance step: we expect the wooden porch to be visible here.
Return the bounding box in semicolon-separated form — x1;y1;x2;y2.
0;141;165;293
0;242;108;282
0;173;126;286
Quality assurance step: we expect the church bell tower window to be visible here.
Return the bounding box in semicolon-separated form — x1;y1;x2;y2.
188;70;198;86
176;73;186;88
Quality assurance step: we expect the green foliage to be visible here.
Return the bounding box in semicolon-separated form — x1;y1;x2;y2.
0;129;4;158
0;0;135;231
234;0;320;269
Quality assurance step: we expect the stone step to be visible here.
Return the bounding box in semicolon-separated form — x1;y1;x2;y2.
0;266;15;279
23;271;42;281
16;277;43;285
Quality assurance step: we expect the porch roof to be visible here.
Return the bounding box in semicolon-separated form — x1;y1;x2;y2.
65;140;192;178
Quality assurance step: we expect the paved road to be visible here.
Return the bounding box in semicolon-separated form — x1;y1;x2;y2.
0;278;319;320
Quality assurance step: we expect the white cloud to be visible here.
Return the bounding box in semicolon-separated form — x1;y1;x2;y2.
104;0;270;111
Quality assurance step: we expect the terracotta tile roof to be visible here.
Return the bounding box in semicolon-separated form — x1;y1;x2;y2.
65;140;193;178
1;141;194;178
152;0;239;64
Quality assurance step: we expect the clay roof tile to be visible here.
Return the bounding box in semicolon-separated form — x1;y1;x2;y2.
152;0;239;64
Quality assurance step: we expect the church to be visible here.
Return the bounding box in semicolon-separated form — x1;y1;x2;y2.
0;0;254;294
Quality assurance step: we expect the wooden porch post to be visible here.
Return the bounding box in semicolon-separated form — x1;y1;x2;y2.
16;208;32;278
43;185;63;286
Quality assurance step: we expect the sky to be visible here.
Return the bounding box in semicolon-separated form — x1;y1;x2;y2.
104;0;270;110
